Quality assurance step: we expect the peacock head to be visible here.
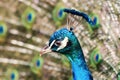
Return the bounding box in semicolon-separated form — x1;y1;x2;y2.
40;28;80;55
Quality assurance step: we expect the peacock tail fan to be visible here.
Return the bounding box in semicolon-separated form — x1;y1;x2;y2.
0;21;7;43
89;47;102;69
5;68;19;80
21;7;36;31
30;53;43;75
52;2;66;27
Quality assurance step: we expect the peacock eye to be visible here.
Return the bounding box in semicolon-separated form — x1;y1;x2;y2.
54;41;61;46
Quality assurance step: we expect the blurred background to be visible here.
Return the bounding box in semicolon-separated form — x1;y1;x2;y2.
0;0;120;80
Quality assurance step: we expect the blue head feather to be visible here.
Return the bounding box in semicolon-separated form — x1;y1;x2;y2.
48;28;93;80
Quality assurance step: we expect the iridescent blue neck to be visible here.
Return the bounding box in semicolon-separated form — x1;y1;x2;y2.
65;47;93;80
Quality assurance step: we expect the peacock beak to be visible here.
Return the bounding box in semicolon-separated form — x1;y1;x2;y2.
40;45;52;56
40;40;56;56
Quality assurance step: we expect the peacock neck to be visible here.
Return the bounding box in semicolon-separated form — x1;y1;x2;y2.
65;47;93;80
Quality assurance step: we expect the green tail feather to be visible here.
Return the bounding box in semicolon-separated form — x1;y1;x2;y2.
87;13;100;34
30;54;43;74
0;21;7;43
6;69;19;80
52;2;66;27
89;47;102;69
21;7;36;30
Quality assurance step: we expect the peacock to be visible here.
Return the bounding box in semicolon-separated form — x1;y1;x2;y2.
40;8;99;80
0;0;120;80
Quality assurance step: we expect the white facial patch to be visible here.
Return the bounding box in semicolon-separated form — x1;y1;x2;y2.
49;40;56;49
57;37;69;51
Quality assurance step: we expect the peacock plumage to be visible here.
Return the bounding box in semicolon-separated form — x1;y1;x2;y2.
0;0;120;80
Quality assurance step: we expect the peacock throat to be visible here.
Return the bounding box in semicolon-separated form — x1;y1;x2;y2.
65;45;93;80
